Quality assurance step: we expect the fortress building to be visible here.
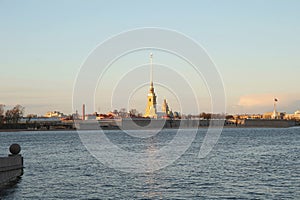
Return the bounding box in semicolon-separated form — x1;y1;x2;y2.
144;53;157;118
162;99;170;114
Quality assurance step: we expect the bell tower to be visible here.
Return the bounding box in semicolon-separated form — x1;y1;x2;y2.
144;53;157;118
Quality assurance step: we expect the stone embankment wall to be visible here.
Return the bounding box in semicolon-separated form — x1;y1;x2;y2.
0;144;24;185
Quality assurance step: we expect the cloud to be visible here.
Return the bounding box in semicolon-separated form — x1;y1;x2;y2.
238;94;276;107
236;93;300;114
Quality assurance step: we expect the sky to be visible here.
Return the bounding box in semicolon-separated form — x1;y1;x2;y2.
1;0;300;115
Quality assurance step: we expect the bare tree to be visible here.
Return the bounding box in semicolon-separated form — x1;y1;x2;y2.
119;108;127;118
0;104;5;123
129;109;138;117
5;105;25;123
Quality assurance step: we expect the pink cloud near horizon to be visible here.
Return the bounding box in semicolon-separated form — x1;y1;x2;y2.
238;94;277;107
236;93;300;114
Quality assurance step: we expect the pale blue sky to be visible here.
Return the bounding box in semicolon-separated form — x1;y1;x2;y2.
1;0;300;115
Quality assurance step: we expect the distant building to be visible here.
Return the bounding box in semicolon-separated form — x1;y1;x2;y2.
294;110;300;120
44;111;65;118
250;114;263;119
263;112;273;119
262;98;286;119
263;112;284;119
85;114;97;120
284;110;300;120
97;112;117;120
162;99;169;114
144;82;157;118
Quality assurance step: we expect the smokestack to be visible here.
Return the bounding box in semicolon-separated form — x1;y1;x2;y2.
82;104;85;120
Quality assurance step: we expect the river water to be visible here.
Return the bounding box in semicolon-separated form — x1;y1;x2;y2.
0;128;299;199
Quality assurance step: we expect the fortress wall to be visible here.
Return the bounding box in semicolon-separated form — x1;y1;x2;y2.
78;119;296;130
244;119;296;127
121;119;216;129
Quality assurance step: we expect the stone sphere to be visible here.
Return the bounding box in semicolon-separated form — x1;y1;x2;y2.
9;143;21;155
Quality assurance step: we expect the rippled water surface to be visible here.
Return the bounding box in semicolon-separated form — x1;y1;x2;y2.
0;128;299;199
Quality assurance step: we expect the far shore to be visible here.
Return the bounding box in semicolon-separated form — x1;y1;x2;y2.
1;125;299;133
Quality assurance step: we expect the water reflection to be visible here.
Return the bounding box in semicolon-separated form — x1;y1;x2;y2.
141;136;164;199
0;177;22;199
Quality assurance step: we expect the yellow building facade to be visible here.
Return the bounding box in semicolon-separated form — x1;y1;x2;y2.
144;81;157;118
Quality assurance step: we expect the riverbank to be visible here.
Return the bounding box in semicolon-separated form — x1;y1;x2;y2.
1;119;299;132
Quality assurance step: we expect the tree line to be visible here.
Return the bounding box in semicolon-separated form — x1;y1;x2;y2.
0;104;24;124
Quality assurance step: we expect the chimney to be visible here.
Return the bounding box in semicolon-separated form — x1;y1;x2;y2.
82;104;85;120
